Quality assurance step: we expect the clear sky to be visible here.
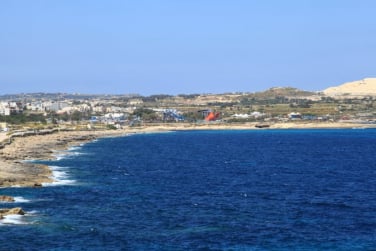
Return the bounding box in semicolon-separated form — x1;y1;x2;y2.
1;0;376;95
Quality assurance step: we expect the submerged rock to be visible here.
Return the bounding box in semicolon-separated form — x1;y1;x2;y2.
0;195;15;202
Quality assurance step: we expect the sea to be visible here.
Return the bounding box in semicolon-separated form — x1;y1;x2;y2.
1;129;376;250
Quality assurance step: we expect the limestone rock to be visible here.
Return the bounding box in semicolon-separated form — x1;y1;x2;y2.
0;195;15;202
8;207;25;215
0;207;25;217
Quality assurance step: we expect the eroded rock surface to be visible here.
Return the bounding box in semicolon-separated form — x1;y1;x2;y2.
0;195;15;202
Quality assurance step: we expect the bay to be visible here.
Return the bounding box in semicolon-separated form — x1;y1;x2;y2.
1;129;376;250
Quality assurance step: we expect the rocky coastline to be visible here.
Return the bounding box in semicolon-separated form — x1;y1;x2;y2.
0;131;102;188
0;129;127;221
2;129;137;187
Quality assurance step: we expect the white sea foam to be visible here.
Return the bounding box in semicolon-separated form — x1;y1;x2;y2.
52;150;68;161
52;145;85;161
54;154;65;161
68;145;83;151
0;196;31;203
0;214;27;225
13;196;31;203
42;166;76;186
0;211;39;226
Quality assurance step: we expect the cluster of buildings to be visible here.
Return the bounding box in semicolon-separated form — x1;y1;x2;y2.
0;102;23;116
0;97;186;126
12;100;131;116
2;91;375;126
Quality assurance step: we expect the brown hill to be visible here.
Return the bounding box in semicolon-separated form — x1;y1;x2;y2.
255;87;315;98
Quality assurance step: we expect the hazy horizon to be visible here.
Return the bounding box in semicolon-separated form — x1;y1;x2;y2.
0;85;327;97
1;1;376;95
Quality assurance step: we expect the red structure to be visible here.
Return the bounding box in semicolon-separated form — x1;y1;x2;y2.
205;112;220;121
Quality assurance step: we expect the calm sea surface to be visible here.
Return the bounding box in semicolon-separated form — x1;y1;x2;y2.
1;129;376;250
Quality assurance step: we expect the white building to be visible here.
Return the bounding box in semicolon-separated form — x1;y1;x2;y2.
0;102;23;115
44;101;69;112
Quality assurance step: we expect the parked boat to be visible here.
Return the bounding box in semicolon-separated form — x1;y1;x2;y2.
255;124;270;128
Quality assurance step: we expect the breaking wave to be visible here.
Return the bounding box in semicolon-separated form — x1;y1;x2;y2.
42;166;76;186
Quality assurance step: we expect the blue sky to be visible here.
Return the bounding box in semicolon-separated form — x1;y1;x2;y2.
1;0;376;95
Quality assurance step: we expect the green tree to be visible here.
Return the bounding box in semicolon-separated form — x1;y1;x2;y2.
71;111;82;121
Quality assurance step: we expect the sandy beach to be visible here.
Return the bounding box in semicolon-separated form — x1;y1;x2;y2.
0;121;375;188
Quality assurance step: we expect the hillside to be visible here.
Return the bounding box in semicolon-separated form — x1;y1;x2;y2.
323;78;376;96
253;87;316;98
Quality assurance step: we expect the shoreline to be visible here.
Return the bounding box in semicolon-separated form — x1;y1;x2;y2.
1;121;375;188
0;130;127;188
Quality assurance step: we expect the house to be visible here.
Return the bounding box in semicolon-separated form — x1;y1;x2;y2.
288;112;302;120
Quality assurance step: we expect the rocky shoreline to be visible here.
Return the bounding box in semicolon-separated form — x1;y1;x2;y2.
0;130;126;188
0;129;127;222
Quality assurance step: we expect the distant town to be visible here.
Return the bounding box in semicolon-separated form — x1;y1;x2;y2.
1;78;376;132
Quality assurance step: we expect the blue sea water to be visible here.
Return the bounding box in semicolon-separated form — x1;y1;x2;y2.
1;129;376;250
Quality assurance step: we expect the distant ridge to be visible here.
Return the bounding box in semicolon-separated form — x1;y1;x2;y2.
256;87;315;97
323;78;376;96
